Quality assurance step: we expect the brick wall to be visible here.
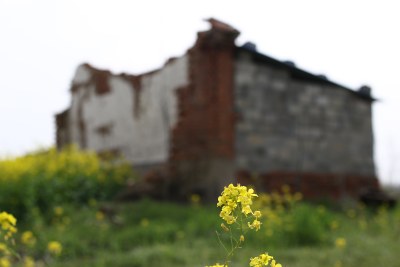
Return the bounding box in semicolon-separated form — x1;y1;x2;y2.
169;20;239;200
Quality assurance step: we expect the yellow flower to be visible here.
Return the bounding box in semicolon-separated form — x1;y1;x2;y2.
249;253;281;267
0;257;10;267
242;205;253;215
330;221;339;230
47;241;62;256
335;237;346;249
96;211;105;221
190;194;201;204
21;231;36;247
249;253;272;267
248;219;261;231
208;184;282;267
0;212;16;227
253;210;262;218
271;259;282;267
54;206;63;216
0;212;17;240
23;256;35;267
217;184;259;225
0;243;8;255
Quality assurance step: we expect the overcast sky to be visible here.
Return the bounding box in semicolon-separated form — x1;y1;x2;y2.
1;0;399;185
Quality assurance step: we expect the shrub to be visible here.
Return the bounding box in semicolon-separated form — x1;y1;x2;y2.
0;146;135;220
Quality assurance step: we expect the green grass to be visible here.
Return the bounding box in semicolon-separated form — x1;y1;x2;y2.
11;199;399;267
3;149;398;266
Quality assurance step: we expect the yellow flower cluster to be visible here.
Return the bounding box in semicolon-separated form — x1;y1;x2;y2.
0;212;15;267
250;253;282;267
217;184;261;230
0;212;17;240
208;183;283;267
0;210;64;266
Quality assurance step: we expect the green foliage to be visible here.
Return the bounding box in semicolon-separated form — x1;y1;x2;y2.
0;146;135;220
13;199;398;267
1;150;399;266
283;203;331;246
0;195;398;267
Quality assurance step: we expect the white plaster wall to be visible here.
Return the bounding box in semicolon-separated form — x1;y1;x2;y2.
69;89;86;146
68;56;188;165
72;65;91;84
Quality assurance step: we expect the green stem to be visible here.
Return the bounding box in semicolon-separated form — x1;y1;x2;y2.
216;230;229;254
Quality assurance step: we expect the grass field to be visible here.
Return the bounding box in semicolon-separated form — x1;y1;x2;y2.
1;148;399;267
7;199;398;267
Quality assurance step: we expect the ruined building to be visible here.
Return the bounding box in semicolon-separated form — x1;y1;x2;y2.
56;19;378;201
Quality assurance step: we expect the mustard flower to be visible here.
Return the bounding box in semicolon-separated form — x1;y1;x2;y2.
249;253;282;267
253;210;262;218
208;184;284;267
249;253;272;267
0;257;10;267
271;259;282;267
47;241;62;256
0;212;17;240
248;219;262;231
217;184;260;225
335;237;346;249
23;256;35;267
0;243;8;255
21;231;36;247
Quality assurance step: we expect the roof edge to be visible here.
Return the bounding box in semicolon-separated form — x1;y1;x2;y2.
236;45;376;102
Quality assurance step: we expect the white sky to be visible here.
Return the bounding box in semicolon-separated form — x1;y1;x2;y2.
0;0;399;185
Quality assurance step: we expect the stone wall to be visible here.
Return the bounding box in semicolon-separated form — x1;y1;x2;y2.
234;49;377;197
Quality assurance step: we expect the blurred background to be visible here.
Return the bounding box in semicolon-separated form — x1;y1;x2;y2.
0;0;399;185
